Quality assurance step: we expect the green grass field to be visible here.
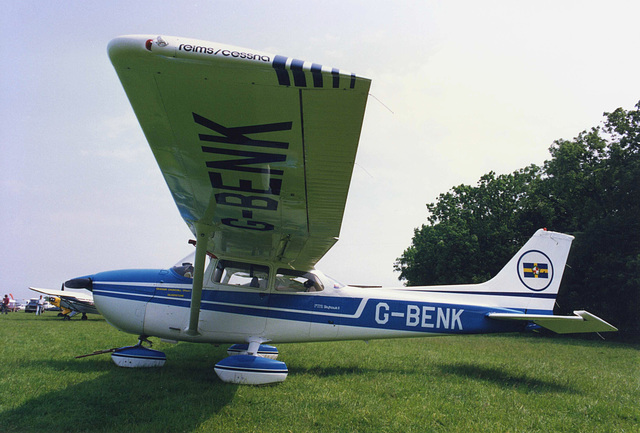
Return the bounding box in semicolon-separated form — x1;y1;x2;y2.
0;313;637;433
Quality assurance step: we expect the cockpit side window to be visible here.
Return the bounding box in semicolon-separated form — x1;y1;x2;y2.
212;260;269;290
275;269;324;292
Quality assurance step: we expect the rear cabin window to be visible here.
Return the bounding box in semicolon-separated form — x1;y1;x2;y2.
275;269;324;292
212;260;269;290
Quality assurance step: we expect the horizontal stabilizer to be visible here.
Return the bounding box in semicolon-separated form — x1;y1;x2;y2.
487;310;618;334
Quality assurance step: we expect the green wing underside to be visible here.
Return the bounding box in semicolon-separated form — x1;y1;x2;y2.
109;36;371;269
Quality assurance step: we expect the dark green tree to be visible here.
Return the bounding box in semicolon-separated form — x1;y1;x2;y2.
549;104;640;335
394;166;548;285
395;102;640;336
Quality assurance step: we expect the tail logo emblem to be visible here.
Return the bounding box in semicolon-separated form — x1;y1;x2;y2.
523;263;548;279
517;250;554;291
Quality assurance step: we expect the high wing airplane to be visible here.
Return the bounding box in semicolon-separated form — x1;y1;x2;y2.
64;35;616;384
29;287;98;320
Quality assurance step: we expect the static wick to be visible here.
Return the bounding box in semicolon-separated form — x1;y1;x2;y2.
369;93;394;114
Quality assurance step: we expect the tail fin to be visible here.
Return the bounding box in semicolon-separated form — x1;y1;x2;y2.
481;229;574;314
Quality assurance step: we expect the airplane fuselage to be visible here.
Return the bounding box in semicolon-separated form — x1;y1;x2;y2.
68;229;616;384
89;265;528;345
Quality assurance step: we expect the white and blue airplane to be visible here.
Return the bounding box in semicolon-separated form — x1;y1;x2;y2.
64;35;616;384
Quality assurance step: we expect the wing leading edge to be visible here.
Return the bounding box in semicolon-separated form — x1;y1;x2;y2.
108;35;371;269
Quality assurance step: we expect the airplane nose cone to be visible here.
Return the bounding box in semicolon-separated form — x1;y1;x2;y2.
65;277;93;290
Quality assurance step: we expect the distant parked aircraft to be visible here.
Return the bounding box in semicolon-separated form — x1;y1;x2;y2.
29;287;97;320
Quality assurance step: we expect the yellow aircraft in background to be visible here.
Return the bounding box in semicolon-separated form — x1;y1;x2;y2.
29;287;98;320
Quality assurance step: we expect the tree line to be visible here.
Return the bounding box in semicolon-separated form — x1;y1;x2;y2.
395;102;639;337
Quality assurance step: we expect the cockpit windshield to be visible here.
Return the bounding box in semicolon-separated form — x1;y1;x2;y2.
171;251;196;279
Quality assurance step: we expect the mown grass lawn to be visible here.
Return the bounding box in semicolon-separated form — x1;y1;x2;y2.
0;313;637;432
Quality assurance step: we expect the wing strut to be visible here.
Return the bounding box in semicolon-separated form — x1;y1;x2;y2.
185;224;213;336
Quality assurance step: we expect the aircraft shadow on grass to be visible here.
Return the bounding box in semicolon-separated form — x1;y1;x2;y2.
437;362;578;394
4;346;239;432
285;360;435;379
284;364;374;378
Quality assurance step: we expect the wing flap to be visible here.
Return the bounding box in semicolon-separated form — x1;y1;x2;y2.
488;310;618;334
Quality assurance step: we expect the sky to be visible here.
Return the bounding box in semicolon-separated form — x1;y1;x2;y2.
2;1;640;300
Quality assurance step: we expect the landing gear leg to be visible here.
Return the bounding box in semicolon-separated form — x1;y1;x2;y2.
136;335;153;347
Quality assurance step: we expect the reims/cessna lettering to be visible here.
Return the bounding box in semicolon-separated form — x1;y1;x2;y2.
61;35;616;385
178;44;270;62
